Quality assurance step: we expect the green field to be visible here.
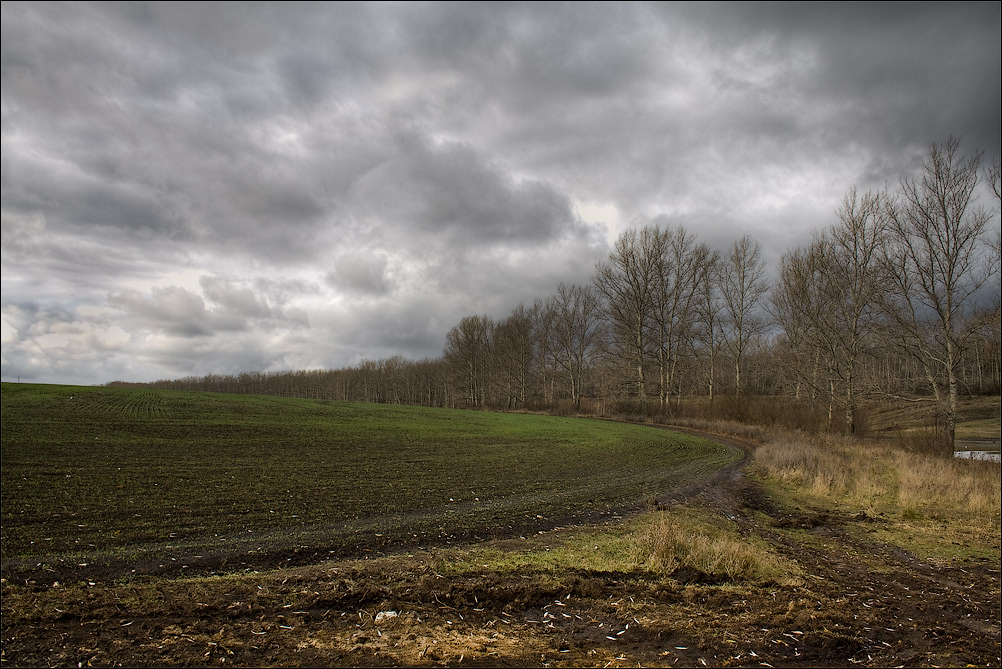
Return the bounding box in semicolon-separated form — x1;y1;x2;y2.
1;383;740;578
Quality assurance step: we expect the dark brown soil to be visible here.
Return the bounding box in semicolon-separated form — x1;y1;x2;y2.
3;431;999;667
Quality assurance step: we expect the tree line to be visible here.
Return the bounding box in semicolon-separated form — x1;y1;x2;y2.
119;139;1000;446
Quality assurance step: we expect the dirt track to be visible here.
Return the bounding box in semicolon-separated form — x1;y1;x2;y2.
2;430;1000;667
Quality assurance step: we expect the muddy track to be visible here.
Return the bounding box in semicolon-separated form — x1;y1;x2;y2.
665;426;1000;665
2;427;999;667
652;425;754;512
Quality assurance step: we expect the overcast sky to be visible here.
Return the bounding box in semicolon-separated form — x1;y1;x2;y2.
2;2;1000;386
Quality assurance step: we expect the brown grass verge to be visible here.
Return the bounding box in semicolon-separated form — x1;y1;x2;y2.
753;432;1001;530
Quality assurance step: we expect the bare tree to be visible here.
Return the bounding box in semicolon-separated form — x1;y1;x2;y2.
493;304;538;409
826;188;888;433
650;226;712;406
720;235;769;394
593;228;659;400
773;246;829;408
694;250;723;400
444;314;495;407
545;283;605;409
988;155;1001;204
985;156;1002;394
772;190;885;434
880;137;993;450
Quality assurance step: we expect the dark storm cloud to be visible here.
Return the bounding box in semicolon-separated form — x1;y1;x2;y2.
469;2;1002;210
2;1;998;385
667;2;1002;164
2;2;351;263
349;134;581;244
331;297;449;356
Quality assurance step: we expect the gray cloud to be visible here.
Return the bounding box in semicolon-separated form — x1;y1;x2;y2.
349;134;581;244
2;2;998;385
328;251;394;297
201;276;279;321
110;286;230;338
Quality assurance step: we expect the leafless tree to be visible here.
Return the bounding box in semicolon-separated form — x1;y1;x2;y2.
545;283;605;409
493;304;538;409
880;137;994;450
985;156;1002;394
444;314;495;407
650;226;713;406
773;246;827;407
720;235;769;394
987;155;1001;204
825;188;888;432
772;190;886;433
694;250;723;400
593;228;659;400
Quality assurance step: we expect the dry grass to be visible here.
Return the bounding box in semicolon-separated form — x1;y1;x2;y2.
753;433;1002;530
661;415;774;443
894;452;1001;519
632;508;798;584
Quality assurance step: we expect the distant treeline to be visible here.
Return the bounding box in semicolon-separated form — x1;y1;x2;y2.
122;359;451;406
113;139;1002;441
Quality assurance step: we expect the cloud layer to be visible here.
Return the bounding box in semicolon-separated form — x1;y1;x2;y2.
2;2;999;385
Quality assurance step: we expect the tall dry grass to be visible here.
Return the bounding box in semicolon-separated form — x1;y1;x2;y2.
662;416;774;442
633;510;797;583
753;433;1002;529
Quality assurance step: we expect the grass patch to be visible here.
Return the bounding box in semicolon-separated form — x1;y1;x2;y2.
632;506;800;584
430;505;800;586
752;434;1001;526
751;433;1001;564
863;517;1002;565
956;417;1002;441
441;524;637;575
